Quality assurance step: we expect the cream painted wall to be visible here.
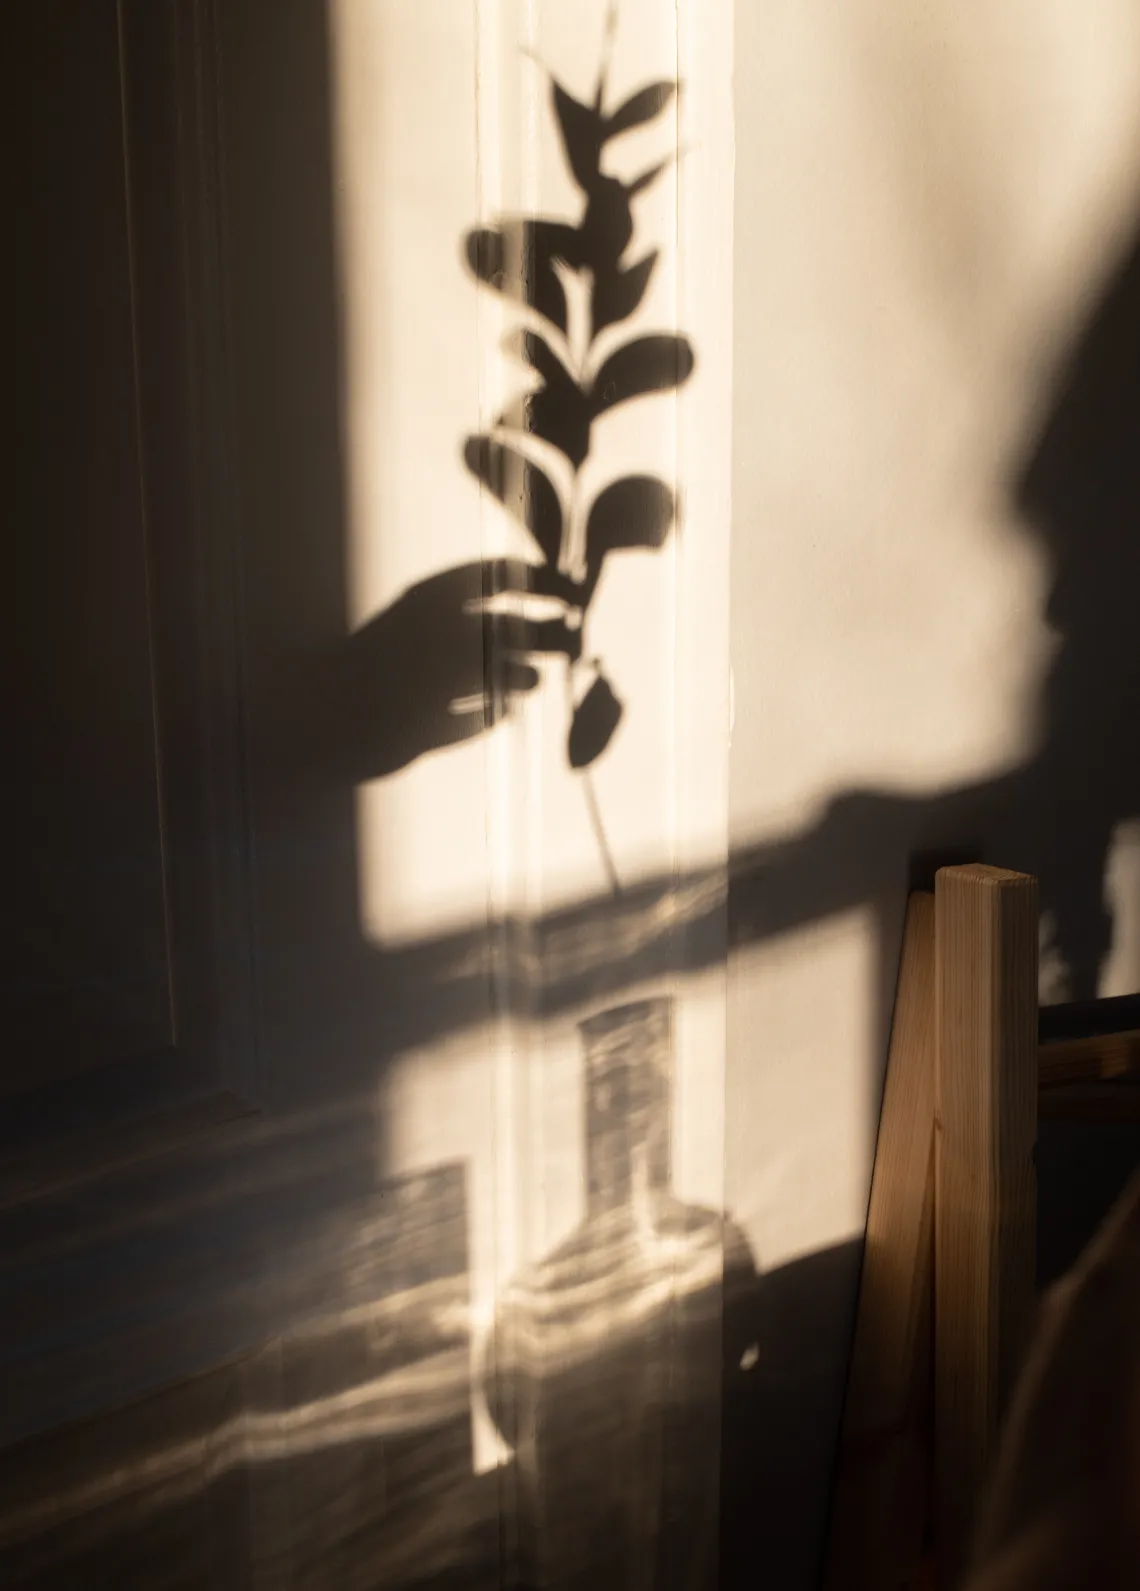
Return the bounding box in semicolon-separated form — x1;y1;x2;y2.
332;0;732;950
724;12;1140;1575
328;0;733;1159
728;0;1140;1267
328;0;734;1478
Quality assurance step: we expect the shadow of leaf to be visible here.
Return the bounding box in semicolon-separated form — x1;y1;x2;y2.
592;251;658;337
500;334;696;472
569;673;623;769
464;221;581;335
552;78;606;193
605;81;677;140
499;374;592;473
502;328;575;384
586;476;676;585
592;334;696;414
463;436;563;565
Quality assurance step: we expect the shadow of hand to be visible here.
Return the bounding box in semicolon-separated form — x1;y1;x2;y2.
329;560;582;781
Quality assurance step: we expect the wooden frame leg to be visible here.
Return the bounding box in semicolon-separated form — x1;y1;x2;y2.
934;864;1038;1582
824;892;936;1591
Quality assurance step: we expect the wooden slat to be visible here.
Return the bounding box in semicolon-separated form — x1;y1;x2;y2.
934;864;1038;1580
824;892;936;1591
1036;1080;1140;1123
1037;1028;1140;1090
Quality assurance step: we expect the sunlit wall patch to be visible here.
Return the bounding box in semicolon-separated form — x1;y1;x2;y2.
328;0;730;946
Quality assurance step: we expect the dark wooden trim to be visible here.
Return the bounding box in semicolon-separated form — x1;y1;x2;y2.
0;2;263;1453
119;0;260;1106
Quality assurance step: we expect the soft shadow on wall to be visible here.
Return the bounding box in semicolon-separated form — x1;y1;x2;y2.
303;212;1140;1072
730;217;1140;1002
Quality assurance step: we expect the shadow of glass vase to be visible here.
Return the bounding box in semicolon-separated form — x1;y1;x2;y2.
482;997;758;1591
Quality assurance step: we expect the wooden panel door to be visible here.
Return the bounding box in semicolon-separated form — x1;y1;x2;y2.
0;0;259;1442
3;2;174;1099
2;0;255;1138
